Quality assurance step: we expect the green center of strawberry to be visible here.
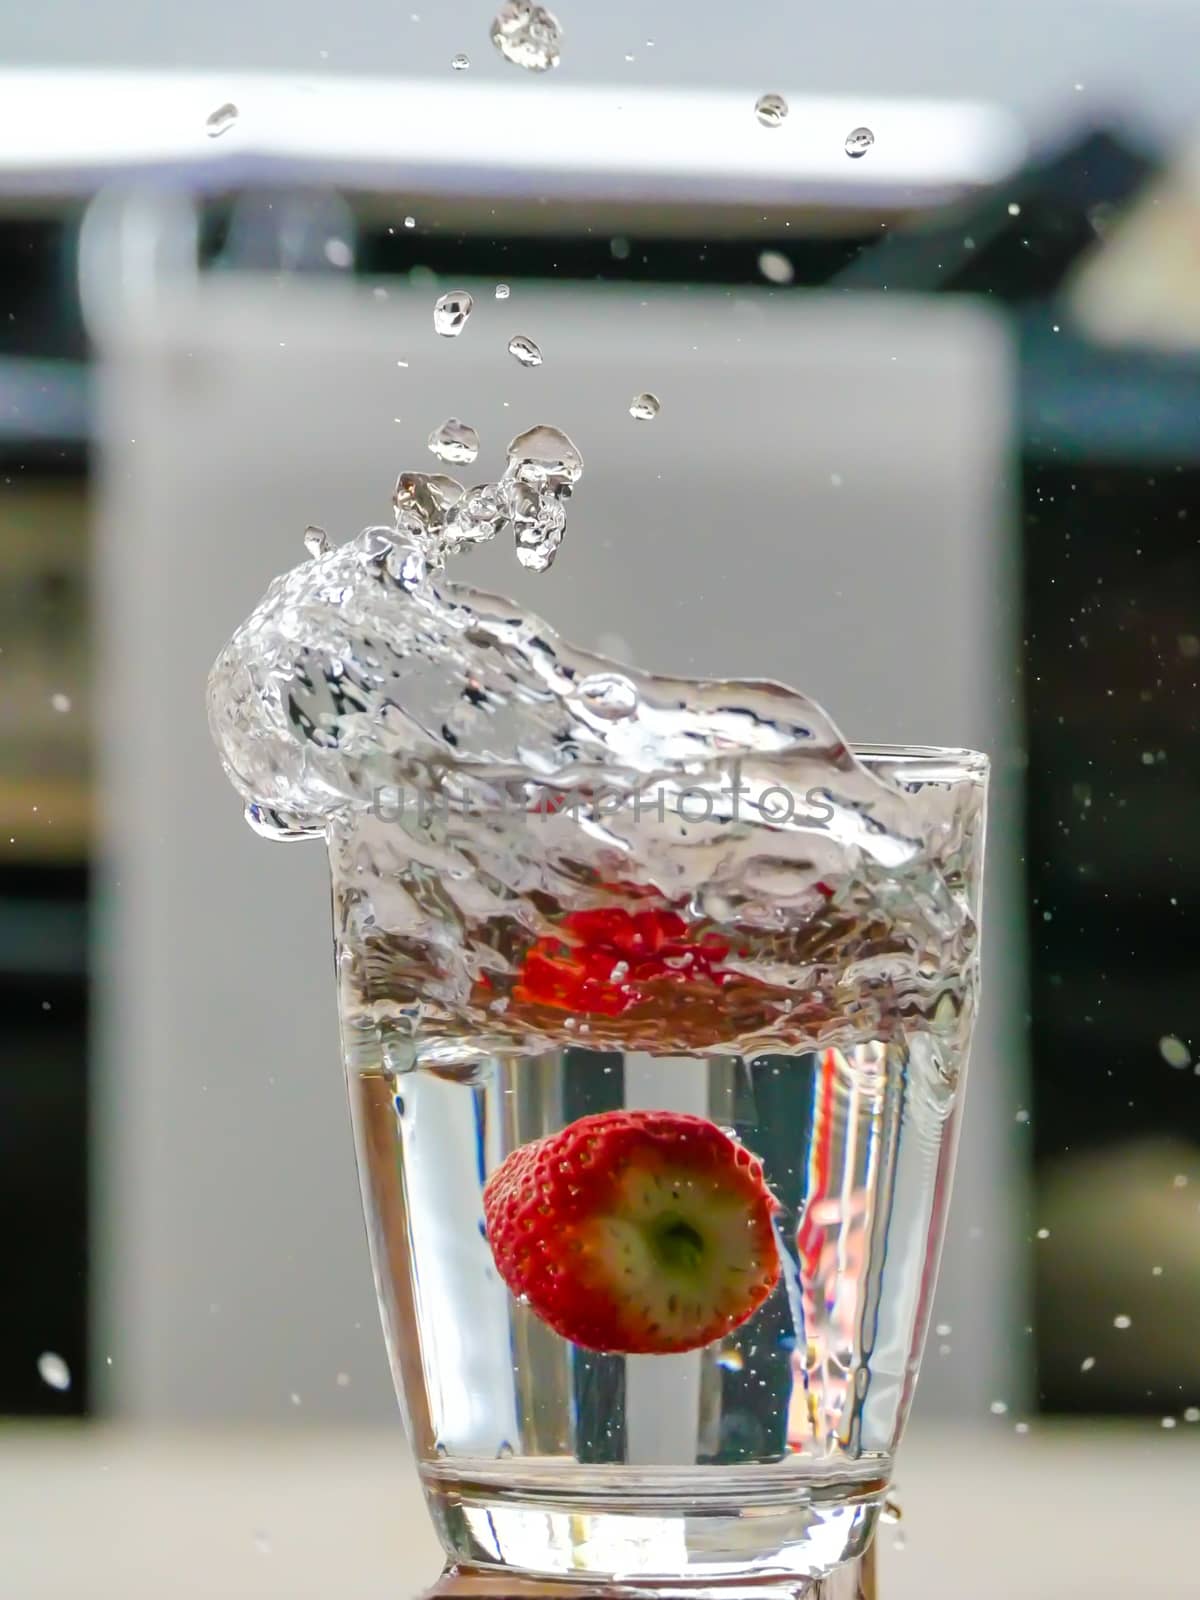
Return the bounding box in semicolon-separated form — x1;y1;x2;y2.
651;1215;705;1274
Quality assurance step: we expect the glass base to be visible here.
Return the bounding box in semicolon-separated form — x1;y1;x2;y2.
420;1552;875;1600
423;1469;881;1588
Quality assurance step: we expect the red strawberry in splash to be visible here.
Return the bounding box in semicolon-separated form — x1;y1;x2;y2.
483;1109;780;1354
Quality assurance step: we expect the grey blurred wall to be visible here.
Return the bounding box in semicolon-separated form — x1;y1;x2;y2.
1;0;1196;137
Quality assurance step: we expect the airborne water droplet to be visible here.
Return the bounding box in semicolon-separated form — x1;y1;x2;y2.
491;1;563;73
755;93;788;129
578;672;639;720
37;1351;71;1391
880;1493;903;1525
508;334;543;367
495;283;511;300
845;126;875;159
505;423;583;488
434;291;474;337
303;525;330;558
428;417;481;465
629;392;660;421
451;52;471;70
205;102;239;138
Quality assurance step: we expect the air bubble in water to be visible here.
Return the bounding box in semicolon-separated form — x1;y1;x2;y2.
845;126;875;159
37;1352;71;1391
434;290;474;337
206;102;238;138
508;334;543;367
629;392;660;421
495;283;511;300
303;525;329;558
1159;1034;1191;1069
451;52;471;70
758;250;794;285
428;418;481;465
755;93;788;129
491;1;563;73
579;673;639;720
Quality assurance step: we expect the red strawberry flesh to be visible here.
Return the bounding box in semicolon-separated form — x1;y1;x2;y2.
483;1109;780;1355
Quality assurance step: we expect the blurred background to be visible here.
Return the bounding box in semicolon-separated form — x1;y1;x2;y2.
1;1;1198;1595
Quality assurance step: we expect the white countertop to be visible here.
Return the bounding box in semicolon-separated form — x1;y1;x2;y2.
1;1422;1195;1599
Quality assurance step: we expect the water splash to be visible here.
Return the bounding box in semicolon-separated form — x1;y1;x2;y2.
491;1;563;72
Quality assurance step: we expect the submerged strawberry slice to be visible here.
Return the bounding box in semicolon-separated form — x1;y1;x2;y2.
483;1109;780;1354
513;902;731;1015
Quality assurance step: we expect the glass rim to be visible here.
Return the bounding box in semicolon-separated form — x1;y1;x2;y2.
851;742;990;783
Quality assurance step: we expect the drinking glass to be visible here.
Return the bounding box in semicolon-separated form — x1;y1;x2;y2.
334;744;987;1595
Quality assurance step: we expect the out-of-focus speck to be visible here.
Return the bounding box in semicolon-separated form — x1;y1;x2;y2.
323;237;353;268
938;1343;951;1356
1113;1314;1132;1331
1014;1421;1030;1435
205;102;238;138
755;93;788;128
289;1390;303;1405
373;287;389;300
935;1322;952;1337
1081;1356;1096;1372
336;1371;351;1388
1172;1174;1189;1189
403;215;417;230
38;1352;71;1391
1036;1227;1050;1239
254;1532;273;1555
50;692;71;713
428;417;481;465
1184;1407;1200;1423
434;290;474;337
1159;1034;1191;1069
491;1;563;72
396;359;410;368
758;250;794;285
892;1531;907;1553
1008;202;1022;216
1152;1264;1164;1276
303;525;329;559
830;473;843;488
624;52;635;62
610;236;632;261
629;392;660;421
715;1345;745;1372
508;334;543;367
1089;202;1116;237
495;283;511;300
451;52;471;70
844;126;874;158
1016;1108;1031;1124
1074;81;1085;92
1162;1416;1177;1429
